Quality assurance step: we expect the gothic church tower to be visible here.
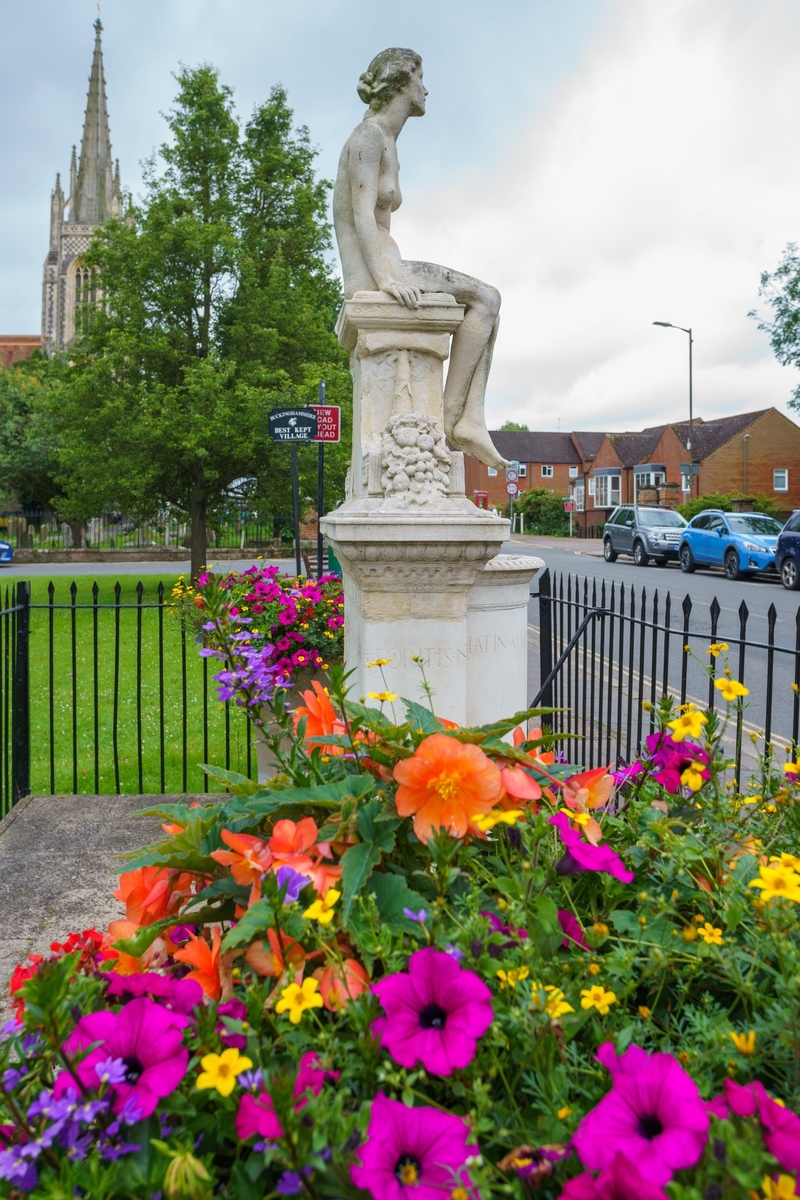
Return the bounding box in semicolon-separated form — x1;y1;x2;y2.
41;20;121;354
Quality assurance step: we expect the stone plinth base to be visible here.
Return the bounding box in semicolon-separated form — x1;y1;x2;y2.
320;507;542;725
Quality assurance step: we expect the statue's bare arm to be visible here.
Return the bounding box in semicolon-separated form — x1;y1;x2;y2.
348;125;421;309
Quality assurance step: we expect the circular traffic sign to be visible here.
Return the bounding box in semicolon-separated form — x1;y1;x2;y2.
505;469;518;482
506;482;518;495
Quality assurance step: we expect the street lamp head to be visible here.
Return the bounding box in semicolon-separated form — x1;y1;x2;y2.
652;321;673;328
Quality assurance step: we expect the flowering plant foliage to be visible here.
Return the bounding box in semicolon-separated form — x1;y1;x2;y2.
5;644;800;1198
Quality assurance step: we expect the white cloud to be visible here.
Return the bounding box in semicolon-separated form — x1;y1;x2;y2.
393;0;800;432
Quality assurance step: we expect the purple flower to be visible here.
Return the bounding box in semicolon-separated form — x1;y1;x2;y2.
276;866;308;904
402;907;427;923
351;1092;476;1200
444;944;465;962
558;909;589;949
550;813;635;883
372;947;493;1076
238;1068;264;1092
572;1042;709;1186
95;1056;129;1085
644;732;710;794
217;998;248;1049
0;1018;22;1042
0;1145;37;1190
561;1152;669;1199
55;997;189;1119
276;1169;311;1195
481;910;528;940
612;761;644;787
2;1067;25;1090
104;972;202;1014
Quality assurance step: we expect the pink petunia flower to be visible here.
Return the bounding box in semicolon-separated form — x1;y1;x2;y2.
558;909;588;949
724;1079;800;1171
372;948;493;1076
236;1052;339;1141
54;997;189;1119
351;1091;476;1200
644;732;710;794
103;972;203;1015
571;1042;709;1186
549;814;635;884
559;1152;669;1199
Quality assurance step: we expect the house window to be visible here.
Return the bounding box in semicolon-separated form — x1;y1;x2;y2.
635;470;665;489
541;465;554;478
569;466;578;478
594;474;621;508
488;467;497;477
774;468;789;492
518;464;527;477
588;478;596;497
575;483;585;512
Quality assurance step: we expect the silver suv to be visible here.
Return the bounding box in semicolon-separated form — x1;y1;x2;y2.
603;505;688;566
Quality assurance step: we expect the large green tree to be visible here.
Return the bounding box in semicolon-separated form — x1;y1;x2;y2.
0;355;64;510
752;242;800;409
53;66;349;577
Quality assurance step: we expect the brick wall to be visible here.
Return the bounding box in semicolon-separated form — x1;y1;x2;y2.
0;336;41;367
464;457;577;509
699;409;800;508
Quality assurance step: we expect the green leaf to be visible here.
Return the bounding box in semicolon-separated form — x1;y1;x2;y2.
221;898;275;951
357;798;398;853
112;917;178;957
402;698;439;734
123;812;221;874
368;873;428;929
341;842;382;922
200;763;261;795
182;876;250;910
228;775;375;819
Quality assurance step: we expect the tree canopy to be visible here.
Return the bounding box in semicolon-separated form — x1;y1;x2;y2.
51;66;349;576
498;420;529;431
0;355;64;510
752;242;800;410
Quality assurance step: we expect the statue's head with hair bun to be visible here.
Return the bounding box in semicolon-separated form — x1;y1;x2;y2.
358;48;423;111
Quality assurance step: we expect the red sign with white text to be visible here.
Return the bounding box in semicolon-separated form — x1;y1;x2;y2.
310;405;341;442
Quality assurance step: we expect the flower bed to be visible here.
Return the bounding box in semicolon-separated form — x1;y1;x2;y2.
3;643;800;1198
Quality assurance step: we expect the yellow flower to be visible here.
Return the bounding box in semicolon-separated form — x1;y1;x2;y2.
793;683;800;695
472;809;524;832
588;962;601;976
367;658;393;668
559;808;593;827
762;1175;800;1200
557;1106;573;1120
783;760;800;778
668;708;708;740
715;677;749;702
592;922;609;938
639;1005;652;1019
680;764;706;792
276;977;324;1024
729;1030;756;1056
196;1047;254;1096
580;985;617;1015
748;863;800;903
678;1050;691;1064
367;691;397;703
450;1189;469;1200
682;924;697;942
531;982;574;1019
302;888;340;926
698;922;724;946
706;642;730;658
770;853;800;870
496;966;530;989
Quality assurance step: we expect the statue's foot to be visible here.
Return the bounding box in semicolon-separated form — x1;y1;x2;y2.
449;415;511;469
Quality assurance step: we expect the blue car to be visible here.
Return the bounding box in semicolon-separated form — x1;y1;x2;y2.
0;540;12;565
678;510;782;580
776;510;800;589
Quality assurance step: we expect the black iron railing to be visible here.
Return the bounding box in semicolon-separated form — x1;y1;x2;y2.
533;568;800;784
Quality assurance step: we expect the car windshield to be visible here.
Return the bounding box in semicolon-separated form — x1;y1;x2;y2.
637;510;686;528
727;515;782;536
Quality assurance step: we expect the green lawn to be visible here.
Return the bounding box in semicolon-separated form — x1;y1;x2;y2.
3;574;255;797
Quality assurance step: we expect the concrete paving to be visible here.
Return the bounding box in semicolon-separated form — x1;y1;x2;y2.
0;794;207;1005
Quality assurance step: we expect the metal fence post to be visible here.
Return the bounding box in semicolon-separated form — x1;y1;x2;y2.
538;569;553;730
12;580;30;804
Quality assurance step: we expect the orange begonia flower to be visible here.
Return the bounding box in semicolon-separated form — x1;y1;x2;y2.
173;926;222;999
519;726;556;765
269;817;319;873
498;764;543;811
313;957;369;1011
393;732;503;841
210;829;273;907
562;766;614;813
102;919;155;976
245;927;306;977
113;866;193;927
294;682;348;752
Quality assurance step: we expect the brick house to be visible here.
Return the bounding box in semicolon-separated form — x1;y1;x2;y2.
0;336;41;368
464;430;604;509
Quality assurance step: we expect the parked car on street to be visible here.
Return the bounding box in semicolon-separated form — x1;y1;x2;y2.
776;510;800;589
603;506;687;566
678;511;782;580
0;540;13;565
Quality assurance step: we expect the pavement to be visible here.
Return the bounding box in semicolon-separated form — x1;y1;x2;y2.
0;794;207;1006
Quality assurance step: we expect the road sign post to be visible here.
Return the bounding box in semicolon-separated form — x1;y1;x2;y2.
310;394;341;579
268;406;318;575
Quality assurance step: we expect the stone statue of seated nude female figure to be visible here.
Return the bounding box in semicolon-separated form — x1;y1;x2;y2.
333;47;510;470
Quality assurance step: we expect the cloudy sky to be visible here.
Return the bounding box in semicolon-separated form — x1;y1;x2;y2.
3;0;800;432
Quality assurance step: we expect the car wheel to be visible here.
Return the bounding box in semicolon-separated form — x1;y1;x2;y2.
654;556;669;566
603;539;617;563
781;557;800;591
633;540;648;567
724;549;744;581
679;544;696;573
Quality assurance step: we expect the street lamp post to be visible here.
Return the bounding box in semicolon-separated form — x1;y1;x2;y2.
653;321;696;496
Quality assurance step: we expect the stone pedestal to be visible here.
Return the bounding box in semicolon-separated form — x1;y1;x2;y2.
321;291;542;726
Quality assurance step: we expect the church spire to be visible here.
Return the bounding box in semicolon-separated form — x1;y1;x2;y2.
71;18;116;223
